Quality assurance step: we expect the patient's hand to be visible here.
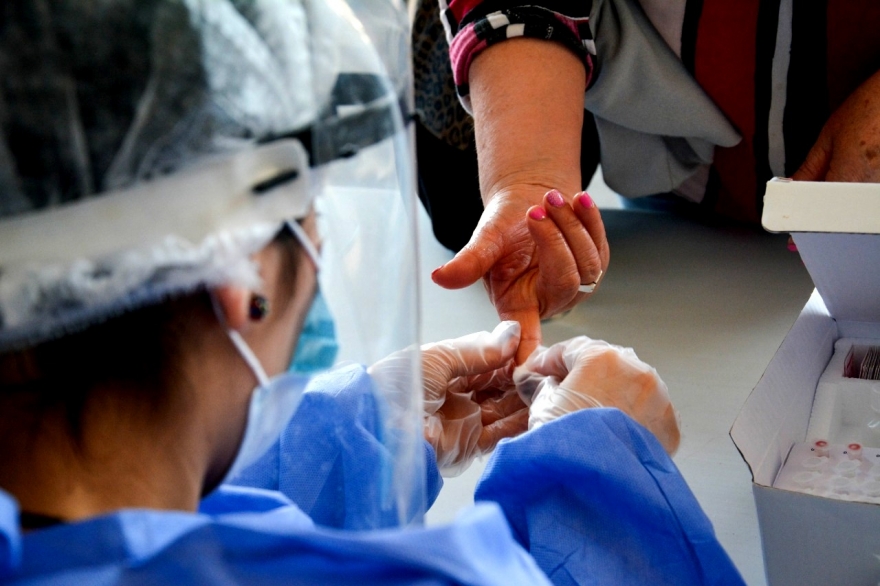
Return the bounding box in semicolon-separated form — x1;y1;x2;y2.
432;189;608;364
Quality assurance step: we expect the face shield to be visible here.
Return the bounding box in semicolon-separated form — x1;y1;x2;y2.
0;0;424;528
305;0;426;527
343;0;412;105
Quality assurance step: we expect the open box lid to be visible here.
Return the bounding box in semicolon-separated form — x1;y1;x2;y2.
732;179;880;486
763;178;880;325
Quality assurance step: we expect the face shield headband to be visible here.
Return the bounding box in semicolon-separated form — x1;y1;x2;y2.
0;66;407;353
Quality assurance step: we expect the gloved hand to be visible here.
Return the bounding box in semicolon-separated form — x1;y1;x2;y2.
369;321;528;476
514;337;680;455
420;321;530;475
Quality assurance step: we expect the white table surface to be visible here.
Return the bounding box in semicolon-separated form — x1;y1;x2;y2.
418;204;815;586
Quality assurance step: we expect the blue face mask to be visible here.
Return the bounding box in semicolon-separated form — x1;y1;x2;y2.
288;287;339;375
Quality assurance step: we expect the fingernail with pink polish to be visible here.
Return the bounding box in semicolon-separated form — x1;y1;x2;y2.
787;242;798;252
576;192;595;209
546;189;565;208
528;206;547;220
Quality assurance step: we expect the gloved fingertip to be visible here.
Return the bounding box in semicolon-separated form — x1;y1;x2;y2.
491;321;521;357
492;320;521;341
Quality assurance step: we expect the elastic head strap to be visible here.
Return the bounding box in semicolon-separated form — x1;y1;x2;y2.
225;330;271;388
285;220;322;271
209;292;271;388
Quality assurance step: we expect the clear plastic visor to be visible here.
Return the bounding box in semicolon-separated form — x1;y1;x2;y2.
306;0;425;527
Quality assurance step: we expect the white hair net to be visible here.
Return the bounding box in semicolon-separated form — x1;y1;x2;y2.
0;0;406;352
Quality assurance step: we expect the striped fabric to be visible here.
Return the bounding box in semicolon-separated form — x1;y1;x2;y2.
443;0;880;224
443;1;594;111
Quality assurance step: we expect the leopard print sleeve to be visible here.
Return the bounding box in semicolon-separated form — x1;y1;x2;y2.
441;0;596;112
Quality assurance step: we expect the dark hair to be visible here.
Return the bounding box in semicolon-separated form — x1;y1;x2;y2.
0;226;303;440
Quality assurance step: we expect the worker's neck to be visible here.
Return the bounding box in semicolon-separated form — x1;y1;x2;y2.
0;385;206;525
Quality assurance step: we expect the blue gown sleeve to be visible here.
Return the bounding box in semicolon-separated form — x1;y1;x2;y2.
475;408;746;586
229;364;443;530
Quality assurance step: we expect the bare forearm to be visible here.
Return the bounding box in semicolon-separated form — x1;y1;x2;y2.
469;37;587;203
435;34;606;358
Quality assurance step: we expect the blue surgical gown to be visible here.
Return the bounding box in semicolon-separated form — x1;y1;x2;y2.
0;364;745;585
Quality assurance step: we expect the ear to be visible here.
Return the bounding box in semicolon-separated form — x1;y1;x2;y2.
211;285;252;332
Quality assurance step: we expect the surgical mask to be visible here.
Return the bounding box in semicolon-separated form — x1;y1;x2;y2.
221;219;324;483
285;220;338;376
288;288;339;375
221;328;311;483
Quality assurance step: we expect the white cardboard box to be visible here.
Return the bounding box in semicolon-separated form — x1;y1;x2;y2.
731;179;880;586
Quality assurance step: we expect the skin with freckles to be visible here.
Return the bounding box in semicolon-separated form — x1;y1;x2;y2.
793;69;880;183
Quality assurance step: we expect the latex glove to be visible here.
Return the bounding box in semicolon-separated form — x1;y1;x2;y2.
793;68;880;182
514;337;680;455
369;322;528;476
432;189;609;364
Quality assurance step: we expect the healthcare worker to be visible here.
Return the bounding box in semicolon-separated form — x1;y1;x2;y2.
0;1;743;584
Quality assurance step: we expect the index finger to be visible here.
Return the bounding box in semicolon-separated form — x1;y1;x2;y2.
498;305;541;364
